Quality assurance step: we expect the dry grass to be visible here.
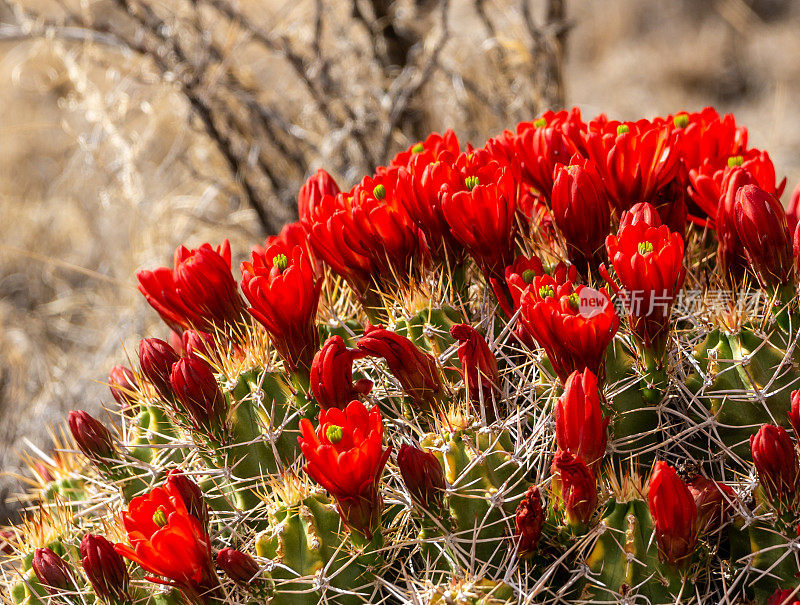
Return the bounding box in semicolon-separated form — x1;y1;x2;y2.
1;0;799;521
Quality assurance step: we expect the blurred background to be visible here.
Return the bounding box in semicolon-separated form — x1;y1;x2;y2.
1;0;799;521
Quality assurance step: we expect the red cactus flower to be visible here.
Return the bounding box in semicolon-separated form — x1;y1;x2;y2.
515;486;545;557
306;169;427;294
648;461;698;568
137;240;245;333
216;548;261;586
169;357;227;434
397;443;446;510
357;324;442;406
403;152;463;261
734;184;794;287
585;118;680;212
80;534;130;601
551;157;611;268
33;548;74;594
68;410;117;463
310;335;373;411
519;273;618;383
492;254;545;320
115;482;218;594
298;400;391;538
298;169;341;227
389;129;460;169
139;337;180;399
687;475;736;535
552;450;597;527
602;212;685;359
241;241;321;374
750;424;799;505
671;107;747;174
109;365;137;409
513;118;581;198
555;369;609;469
441;164;517;281
449;324;500;414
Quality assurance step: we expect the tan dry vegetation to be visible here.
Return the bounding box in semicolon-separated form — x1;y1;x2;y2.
0;0;799;520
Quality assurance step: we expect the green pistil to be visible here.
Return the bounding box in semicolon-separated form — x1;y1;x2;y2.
153;507;168;527
465;176;479;191
539;285;555;299
728;155;744;167
617;124;630;135
534;117;547;128
566;292;580;311
373;184;386;200
522;269;535;284
673;114;690;129
412;143;425;154
638;241;654;255
273;254;288;272
326;425;343;444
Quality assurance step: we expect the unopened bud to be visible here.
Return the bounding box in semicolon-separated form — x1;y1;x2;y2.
68;410;116;462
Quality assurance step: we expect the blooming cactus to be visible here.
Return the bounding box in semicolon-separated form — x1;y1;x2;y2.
9;106;800;605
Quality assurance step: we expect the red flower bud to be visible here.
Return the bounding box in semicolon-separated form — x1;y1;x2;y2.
515;486;545;557
241;242;321;374
619;201;662;230
750;424;799;504
216;548;261;585
397;444;445;510
519;273;618;383
555;370;609;468
169;357;227;433
551;158;611;269
449;324;500;415
32;548;74;594
715;166;756;274
138;337;180;399
108;365;137;408
552;450;597;527
357;325;442;406
298;169;341;227
298;401;391;538
791;390;800;441
310;336;372;411
182;330;216;359
687;475;735;535
166;469;208;527
648;461;698;568
80;534;130;601
68;410;116;462
734;184;794;287
137;240;245;333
